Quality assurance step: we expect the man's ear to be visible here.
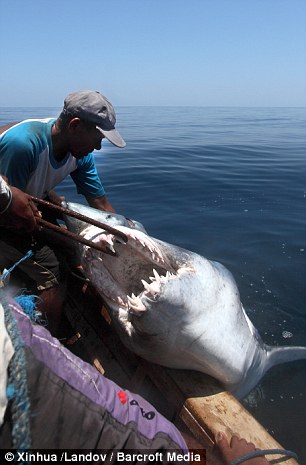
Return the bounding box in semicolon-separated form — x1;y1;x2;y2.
67;117;82;131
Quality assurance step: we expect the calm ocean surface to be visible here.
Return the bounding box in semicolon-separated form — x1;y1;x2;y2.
1;106;305;459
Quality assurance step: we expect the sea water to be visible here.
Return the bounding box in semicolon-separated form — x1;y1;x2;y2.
1;106;305;460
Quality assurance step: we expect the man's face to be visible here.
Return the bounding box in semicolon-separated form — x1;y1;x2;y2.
68;120;105;159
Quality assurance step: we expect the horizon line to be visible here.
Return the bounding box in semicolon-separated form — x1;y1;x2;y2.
1;105;306;109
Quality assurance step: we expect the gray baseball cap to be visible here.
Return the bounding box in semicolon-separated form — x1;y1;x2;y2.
63;90;126;148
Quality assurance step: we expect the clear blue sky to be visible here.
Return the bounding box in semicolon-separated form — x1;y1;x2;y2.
1;0;305;107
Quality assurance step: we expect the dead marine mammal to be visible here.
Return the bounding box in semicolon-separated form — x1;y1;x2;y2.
64;202;306;398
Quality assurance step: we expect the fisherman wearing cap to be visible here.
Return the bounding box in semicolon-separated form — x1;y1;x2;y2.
0;90;125;211
0;91;126;334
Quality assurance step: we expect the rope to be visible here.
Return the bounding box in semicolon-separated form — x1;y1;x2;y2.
0;249;33;283
0;248;46;324
15;293;45;325
2;291;32;453
228;448;298;465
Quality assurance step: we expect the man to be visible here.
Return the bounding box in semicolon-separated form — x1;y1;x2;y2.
0;90;126;334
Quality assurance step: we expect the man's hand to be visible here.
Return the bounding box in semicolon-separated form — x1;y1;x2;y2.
1;186;41;232
46;190;65;206
86;194;116;212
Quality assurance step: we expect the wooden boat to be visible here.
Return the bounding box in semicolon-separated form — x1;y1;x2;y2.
63;273;299;464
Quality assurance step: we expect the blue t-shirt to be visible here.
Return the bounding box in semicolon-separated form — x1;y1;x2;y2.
0;118;105;199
